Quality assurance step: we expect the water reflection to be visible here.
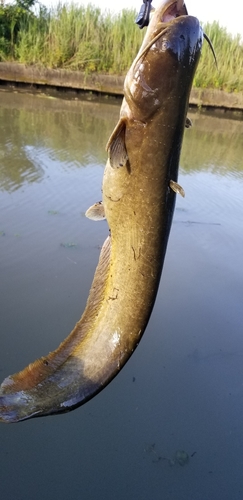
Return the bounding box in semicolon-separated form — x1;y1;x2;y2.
0;110;43;191
181;110;243;175
0;90;120;191
0;90;243;500
0;91;243;194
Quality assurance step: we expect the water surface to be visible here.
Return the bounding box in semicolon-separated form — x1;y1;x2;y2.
0;90;243;500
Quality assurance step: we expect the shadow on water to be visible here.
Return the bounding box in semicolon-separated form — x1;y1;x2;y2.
0;90;243;500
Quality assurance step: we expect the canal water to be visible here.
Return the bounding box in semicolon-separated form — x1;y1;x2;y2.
0;90;243;500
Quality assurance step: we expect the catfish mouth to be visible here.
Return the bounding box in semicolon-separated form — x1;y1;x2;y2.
132;0;192;68
160;0;188;23
159;0;217;67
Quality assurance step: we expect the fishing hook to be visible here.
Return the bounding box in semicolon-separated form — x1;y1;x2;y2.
135;0;153;29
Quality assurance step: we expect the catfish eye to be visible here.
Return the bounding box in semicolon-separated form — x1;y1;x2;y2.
161;41;169;51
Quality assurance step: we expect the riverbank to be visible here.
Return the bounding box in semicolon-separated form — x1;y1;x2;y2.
0;62;243;112
1;3;243;94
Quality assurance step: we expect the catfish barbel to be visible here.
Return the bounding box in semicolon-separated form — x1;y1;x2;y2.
0;0;203;423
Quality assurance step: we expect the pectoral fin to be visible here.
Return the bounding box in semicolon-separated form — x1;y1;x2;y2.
170;180;185;198
85;201;106;221
106;119;129;169
185;116;192;128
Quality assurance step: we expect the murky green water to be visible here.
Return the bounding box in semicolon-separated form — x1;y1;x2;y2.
0;89;243;500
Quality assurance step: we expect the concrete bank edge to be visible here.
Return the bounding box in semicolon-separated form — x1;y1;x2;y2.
0;62;243;111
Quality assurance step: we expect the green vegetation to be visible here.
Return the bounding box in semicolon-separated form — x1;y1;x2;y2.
193;22;243;92
0;1;243;92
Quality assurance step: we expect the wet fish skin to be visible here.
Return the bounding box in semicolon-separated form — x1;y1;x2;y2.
0;1;203;423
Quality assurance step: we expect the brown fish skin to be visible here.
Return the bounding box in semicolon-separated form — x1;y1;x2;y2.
0;2;203;423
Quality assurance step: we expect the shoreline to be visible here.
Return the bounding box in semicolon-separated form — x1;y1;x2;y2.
0;62;243;113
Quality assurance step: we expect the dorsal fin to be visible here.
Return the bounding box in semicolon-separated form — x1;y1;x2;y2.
106;118;129;169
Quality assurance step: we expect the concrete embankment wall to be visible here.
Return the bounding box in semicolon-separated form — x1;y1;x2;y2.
0;62;243;112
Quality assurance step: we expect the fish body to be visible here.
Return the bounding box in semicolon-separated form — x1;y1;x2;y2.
0;0;203;423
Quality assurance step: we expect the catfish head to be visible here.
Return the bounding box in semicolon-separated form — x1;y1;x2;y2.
122;0;203;123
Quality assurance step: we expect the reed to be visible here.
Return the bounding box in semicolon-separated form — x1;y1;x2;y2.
194;22;243;92
16;3;144;72
7;3;243;92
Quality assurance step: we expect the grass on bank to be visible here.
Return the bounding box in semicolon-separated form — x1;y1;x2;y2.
2;2;243;92
16;3;144;74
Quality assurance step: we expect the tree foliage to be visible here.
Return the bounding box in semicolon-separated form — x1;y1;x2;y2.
0;0;36;57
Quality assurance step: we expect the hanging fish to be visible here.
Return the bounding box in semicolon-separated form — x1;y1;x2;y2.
0;0;203;423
